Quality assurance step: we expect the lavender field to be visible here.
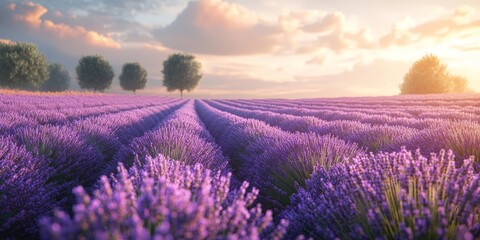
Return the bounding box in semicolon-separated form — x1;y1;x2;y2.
1;92;479;239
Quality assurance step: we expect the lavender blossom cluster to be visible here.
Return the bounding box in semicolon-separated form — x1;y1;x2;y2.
40;154;288;240
283;148;480;239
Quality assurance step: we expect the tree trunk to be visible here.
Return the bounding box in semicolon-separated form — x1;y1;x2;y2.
180;90;183;98
133;89;136;95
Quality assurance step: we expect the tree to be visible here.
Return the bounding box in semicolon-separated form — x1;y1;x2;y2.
400;54;470;94
0;42;49;90
162;53;202;98
119;62;148;94
40;63;70;92
76;55;114;92
451;75;469;93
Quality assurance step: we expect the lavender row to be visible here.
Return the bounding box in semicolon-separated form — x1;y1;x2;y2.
0;95;179;128
283;148;480;239
231;95;480;120
195;100;362;211
240;93;480;110
220;99;475;129
0;103;153;131
242;98;480;115
0;94;172;110
0;100;185;237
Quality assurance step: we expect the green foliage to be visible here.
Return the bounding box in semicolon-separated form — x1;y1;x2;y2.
40;63;70;92
119;62;148;93
162;53;202;97
0;42;49;90
400;54;470;94
76;55;114;92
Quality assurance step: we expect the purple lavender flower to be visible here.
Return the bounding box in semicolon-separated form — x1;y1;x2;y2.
40;155;287;240
283;148;480;239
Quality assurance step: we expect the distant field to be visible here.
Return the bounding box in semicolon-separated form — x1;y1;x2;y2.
1;93;479;239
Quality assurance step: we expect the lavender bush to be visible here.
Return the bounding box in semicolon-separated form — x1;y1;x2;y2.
283;148;480;239
0;138;53;237
40;155;288;240
414;120;480;165
245;133;362;209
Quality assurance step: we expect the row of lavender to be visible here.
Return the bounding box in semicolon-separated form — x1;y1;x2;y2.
0;95;174;129
227;94;480;127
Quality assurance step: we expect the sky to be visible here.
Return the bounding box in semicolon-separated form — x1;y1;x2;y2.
1;0;479;98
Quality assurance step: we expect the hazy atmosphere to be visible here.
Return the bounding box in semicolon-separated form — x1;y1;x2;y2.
1;0;480;98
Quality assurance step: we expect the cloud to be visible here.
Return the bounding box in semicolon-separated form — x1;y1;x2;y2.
380;5;480;47
12;1;47;26
306;55;327;65
282;11;377;54
454;43;480;51
154;2;379;56
40;6;154;43
3;2;121;49
33;0;172;17
302;12;345;33
154;0;285;55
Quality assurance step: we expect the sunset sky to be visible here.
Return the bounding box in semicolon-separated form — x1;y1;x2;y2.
1;0;479;98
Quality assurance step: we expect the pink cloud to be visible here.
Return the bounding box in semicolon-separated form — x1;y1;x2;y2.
285;11;377;54
7;2;120;49
380;5;480;47
302;12;345;33
13;2;47;27
42;20;121;49
155;0;284;55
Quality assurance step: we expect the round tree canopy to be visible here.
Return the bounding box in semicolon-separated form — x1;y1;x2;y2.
76;55;114;92
0;42;49;90
119;62;148;93
162;53;202;97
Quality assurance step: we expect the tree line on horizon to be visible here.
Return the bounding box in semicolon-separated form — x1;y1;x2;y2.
0;41;472;97
0;42;201;97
